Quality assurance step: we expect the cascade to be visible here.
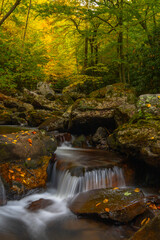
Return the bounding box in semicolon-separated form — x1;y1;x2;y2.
50;162;126;198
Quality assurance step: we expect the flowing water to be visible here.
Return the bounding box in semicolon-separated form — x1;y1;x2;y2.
0;142;136;240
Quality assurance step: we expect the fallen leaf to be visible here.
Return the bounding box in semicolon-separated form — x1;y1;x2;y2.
28;139;32;144
20;174;25;177
134;188;140;193
103;199;109;203
2;135;7;137
141;218;147;226
113;187;119;190
27;158;31;161
96;202;101;207
5;142;8;144
12;176;15;180
146;104;151;108
9;170;14;173
124;192;132;196
149;204;157;210
32;131;36;134
105;208;110;212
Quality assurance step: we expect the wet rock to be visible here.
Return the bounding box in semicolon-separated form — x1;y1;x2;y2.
130;214;160;240
26;198;54;211
69;188;146;223
0;129;57;163
0;156;51;200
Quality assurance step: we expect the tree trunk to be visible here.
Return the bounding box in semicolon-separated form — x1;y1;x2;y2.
0;0;21;26
117;0;126;83
22;0;32;48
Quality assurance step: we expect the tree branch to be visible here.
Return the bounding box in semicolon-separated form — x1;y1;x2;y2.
0;0;21;26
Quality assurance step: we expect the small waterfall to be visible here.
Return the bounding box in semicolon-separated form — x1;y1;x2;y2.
50;164;126;198
0;177;6;205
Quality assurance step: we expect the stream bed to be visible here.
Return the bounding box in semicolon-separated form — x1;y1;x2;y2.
0;142;159;240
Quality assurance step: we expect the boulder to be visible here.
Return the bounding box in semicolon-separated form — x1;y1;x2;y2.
22;88;64;112
107;119;160;168
92;127;109;150
27;110;57;127
72;135;87;148
137;94;160;116
69;188;146;223
38;116;67;132
37;82;55;100
0;177;6;206
26;198;54;211
68;83;136;134
0;129;57;163
130;215;160;240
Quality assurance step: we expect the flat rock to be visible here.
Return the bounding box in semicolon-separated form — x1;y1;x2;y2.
26;198;54;211
69;188;146;223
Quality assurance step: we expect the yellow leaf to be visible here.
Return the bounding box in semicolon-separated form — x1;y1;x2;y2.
5;142;8;144
2;135;7;137
113;187;119;190
150;137;154;140
105;208;110;212
134;188;140;193
20;173;25;177
103;199;109;203
146;104;151;108
12;176;15;180
96;202;101;207
157;96;160;99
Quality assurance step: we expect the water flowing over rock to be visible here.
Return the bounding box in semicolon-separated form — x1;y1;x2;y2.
51;164;125;198
69;188;146;223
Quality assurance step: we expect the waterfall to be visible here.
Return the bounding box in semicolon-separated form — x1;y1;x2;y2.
50;164;126;198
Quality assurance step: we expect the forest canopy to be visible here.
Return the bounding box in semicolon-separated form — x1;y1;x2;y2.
0;0;160;95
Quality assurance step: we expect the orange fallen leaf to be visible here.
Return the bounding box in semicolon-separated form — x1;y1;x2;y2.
134;188;140;193
20;174;25;177
27;158;31;161
32;131;36;134
105;208;110;212
113;187;119;190
149;204;157;210
2;135;7;137
12;176;15;180
9;170;14;173
141;217;150;226
28;139;32;144
103;199;109;203
96;202;101;207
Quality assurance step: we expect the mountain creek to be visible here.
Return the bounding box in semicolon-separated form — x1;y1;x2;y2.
0;83;160;239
